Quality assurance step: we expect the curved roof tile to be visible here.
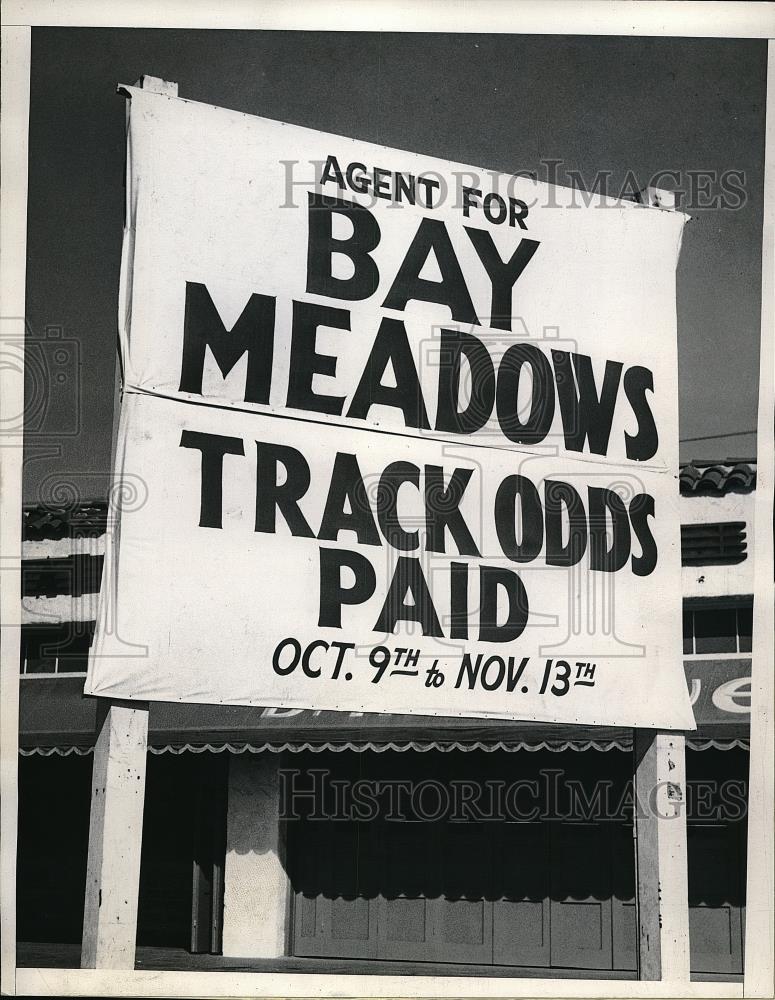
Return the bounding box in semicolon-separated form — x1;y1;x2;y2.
679;461;756;495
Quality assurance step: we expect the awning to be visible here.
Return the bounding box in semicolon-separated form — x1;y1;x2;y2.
18;662;751;755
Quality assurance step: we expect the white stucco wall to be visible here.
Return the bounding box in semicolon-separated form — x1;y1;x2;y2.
222;754;291;958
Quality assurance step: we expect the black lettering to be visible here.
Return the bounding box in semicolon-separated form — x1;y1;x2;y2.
425;465;480;556
287;300;349;416
480;655;506;689
395;173;416;205
417;176;441;208
346;162;370;194
588;487;630;572
434;328;495;435
623;366;658;461
306;192;380;301
373;167;391;199
273;637;301;675
630;493;658;576
450;561;469;640
255;441;314;537
377;461;421;551
374;556;443;637
455;652;481;689
179;282;276;403
318;547;376;628
347;317;430;429
465;229;539;330
494;475;544;563
302;640;328;678
318;452;380;546
496;343;555;445
479;566;529;642
320;154;345;190
382;218;478;325
180;430;245;529
552;351;622;456
544;479;587;567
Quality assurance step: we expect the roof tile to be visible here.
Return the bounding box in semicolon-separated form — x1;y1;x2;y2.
679;461;756;495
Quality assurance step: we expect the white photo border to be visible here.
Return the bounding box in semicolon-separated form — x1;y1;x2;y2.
1;3;773;997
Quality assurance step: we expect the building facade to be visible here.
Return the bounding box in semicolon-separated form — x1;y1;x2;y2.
16;460;754;977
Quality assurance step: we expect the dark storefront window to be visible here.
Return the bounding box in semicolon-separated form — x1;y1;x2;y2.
737;607;753;652
683;605;753;655
686;748;748;976
286;748;638;972
16;745;749;978
19;623;94;674
16;751;224;951
16;753;92;943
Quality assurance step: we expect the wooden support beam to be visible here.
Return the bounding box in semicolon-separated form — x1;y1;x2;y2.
81;74;178;972
81;699;149;969
629;183;689;984
633;729;690;982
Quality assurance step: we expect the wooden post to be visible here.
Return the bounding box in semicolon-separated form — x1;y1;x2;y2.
81;699;149;968
633;729;690;982
629;184;690;983
81;75;178;971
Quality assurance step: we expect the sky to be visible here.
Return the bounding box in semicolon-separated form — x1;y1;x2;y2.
23;28;767;504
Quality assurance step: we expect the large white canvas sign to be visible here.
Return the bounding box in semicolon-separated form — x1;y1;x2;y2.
85;86;695;728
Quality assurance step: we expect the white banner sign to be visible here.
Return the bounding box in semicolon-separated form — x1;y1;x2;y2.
85;86;695;729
